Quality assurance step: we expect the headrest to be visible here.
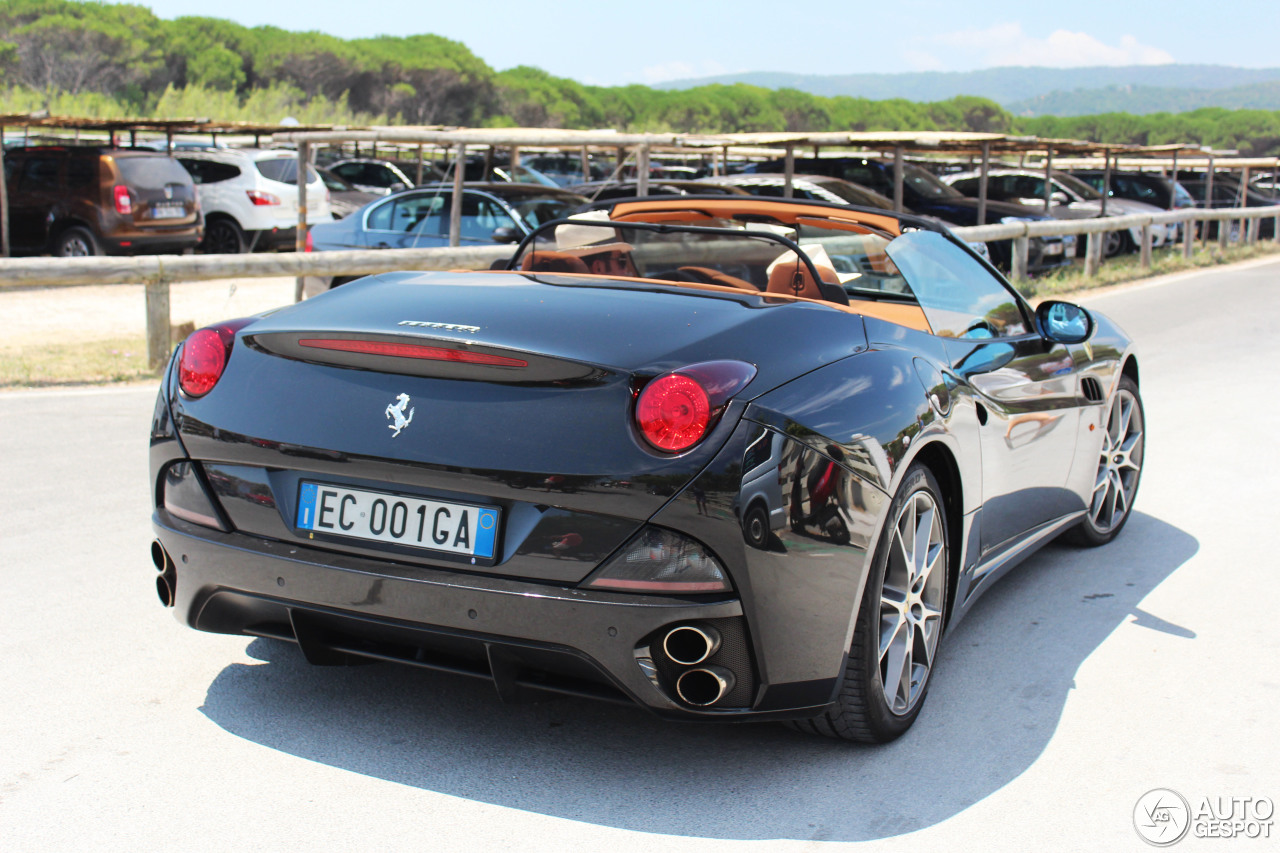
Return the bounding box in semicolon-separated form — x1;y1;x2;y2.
767;259;826;301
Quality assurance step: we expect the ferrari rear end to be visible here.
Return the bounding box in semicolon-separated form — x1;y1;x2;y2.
149;269;883;720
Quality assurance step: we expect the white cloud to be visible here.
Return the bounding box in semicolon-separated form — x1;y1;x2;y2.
922;23;1174;69
639;59;729;85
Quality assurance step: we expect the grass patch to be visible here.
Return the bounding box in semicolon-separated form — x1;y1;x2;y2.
1016;240;1280;300
0;336;159;389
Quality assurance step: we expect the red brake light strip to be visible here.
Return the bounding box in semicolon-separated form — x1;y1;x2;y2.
298;338;527;368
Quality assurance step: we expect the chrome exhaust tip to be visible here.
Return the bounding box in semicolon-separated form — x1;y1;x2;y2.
675;665;735;707
662;624;722;666
152;540;176;607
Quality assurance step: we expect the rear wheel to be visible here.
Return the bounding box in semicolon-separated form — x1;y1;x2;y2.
788;463;949;742
55;226;99;257
1064;376;1144;546
201;217;245;254
742;503;770;549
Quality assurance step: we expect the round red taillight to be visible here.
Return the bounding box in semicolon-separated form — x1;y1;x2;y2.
179;329;229;397
636;374;712;452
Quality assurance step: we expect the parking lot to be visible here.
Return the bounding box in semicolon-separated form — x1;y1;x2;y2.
1;257;1278;851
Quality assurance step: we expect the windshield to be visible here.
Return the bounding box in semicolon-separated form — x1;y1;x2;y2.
115;156;192;189
904;165;964;200
1055;172;1102;200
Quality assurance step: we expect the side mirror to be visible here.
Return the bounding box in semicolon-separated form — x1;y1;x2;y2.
491;226;520;244
1036;300;1093;344
1050;191;1070;205
388;182;407;193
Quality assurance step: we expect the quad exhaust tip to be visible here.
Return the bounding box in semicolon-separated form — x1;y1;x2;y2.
675;666;735;707
662;624;721;666
152;540;176;608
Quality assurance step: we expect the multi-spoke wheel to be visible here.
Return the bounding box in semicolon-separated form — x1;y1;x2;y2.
1067;375;1144;546
55;226;99;257
787;463;949;743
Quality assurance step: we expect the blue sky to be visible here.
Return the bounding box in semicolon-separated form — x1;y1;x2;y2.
123;1;1277;86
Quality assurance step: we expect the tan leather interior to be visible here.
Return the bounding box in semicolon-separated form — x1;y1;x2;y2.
677;266;759;291
767;260;827;300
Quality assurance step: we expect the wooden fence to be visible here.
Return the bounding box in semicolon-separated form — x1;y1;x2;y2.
1;206;1277;370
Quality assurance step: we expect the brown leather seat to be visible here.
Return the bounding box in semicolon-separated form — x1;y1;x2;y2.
676;266;759;291
766;260;848;305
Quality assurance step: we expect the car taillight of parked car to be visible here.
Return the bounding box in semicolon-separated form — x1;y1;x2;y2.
113;186;133;215
178;319;254;397
634;360;756;453
246;190;281;206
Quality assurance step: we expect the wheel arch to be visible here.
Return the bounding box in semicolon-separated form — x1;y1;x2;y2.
1121;354;1139;388
903;439;964;627
47;216;96;247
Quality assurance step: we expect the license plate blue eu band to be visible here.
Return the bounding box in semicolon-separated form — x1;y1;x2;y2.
153;204;185;219
296;482;498;559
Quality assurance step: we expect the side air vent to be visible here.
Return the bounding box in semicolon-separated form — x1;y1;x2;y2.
1081;376;1105;403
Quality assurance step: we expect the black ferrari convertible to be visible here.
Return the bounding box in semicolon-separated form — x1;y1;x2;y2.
148;197;1143;743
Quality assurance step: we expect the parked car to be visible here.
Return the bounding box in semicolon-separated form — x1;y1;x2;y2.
303;183;587;293
565;180;753;202
1069;169;1196;211
317;167;380;219
152;195;1142;744
3;145;201;257
746;157;1073;273
696;173;903;209
175;149;332;253
1176;175;1278;239
943;168;1172;256
326;158;441;195
521;154;610;186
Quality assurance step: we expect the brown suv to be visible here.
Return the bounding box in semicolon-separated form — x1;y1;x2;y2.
3;146;202;257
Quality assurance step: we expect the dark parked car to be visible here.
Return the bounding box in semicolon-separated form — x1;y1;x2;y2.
746;157;1073;273
3;145;201;256
1177;175;1277;239
565;180;752;202
696;173;903;209
316;167;380;219
1070;169;1196;211
151;196;1143;743
326;158;442;195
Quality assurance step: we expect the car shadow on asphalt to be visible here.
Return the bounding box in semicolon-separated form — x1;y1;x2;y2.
198;510;1197;843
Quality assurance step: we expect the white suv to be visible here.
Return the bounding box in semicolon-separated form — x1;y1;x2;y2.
175;149;331;253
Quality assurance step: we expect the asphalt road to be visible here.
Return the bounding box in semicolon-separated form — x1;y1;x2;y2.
2;258;1279;852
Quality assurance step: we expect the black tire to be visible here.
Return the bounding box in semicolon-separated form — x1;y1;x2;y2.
201;217;246;254
1063;375;1144;547
742;503;770;549
55;226;99;257
787;463;949;743
1104;229;1129;257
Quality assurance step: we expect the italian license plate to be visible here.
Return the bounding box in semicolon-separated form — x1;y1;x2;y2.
1044;242;1064;255
296;482;499;559
153;202;185;219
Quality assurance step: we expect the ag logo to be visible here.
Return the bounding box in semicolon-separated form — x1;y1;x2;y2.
1134;788;1191;846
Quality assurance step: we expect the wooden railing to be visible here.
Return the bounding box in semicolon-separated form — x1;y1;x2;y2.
2;206;1277;370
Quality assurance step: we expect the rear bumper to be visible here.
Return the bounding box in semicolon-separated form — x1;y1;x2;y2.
152;512;830;721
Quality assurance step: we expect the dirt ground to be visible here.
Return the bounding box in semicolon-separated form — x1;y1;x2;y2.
1;277;299;348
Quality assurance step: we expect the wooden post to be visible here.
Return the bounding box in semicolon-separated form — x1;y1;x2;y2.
145;277;171;371
449;142;465;247
1084;232;1101;277
711;148;720;177
416;144;424;184
1203;155;1215;245
166;130;173;156
892;144;904;213
783;144;795;199
580;146;590;182
1140;223;1152;269
977;141;990;225
1011;235;1029;283
636;145;650;197
722;145;729;177
482;146;493;181
1183;212;1195;259
1044;148;1054;213
0;128;8;258
510;146;521;171
1100;149;1111;217
1240;166;1251;243
1169;151;1178;211
294;140;310;301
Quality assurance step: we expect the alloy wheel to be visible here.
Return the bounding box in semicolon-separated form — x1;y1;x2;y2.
1090;387;1144;533
878;489;946;716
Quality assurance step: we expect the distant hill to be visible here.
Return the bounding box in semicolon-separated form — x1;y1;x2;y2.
658;65;1280;115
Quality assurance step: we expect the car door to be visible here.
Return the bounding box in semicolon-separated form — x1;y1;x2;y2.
886;231;1084;553
363;190;450;249
9;154;63;250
